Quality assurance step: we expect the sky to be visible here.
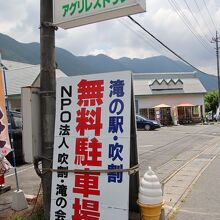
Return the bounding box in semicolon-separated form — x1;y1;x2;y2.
1;0;220;75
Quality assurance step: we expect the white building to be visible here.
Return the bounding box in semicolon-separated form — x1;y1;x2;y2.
2;60;66;111
2;62;206;125
133;72;206;125
1;60;67;163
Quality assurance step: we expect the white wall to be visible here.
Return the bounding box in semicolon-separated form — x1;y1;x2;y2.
136;94;205;114
21;87;41;163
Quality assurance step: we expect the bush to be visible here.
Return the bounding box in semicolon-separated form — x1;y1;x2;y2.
205;90;218;113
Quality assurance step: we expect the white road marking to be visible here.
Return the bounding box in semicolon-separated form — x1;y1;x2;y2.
138;145;154;147
5;165;34;178
179;209;220;216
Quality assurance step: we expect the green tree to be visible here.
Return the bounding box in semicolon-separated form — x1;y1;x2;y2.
205;90;218;112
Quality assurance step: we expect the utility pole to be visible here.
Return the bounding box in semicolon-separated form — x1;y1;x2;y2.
40;0;56;218
212;31;220;116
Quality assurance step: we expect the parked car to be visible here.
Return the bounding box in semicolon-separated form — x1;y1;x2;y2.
136;115;161;131
5;111;24;165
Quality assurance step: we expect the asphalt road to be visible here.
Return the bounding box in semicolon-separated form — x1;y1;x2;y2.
1;123;220;218
137;123;220;180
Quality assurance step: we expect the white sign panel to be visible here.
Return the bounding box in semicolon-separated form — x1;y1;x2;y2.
53;0;146;29
51;71;131;220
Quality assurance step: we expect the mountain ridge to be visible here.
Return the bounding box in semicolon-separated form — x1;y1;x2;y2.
0;32;217;91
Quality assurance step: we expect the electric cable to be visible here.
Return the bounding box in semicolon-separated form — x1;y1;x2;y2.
119;18;187;72
169;0;213;53
119;18;170;56
120;18;171;54
119;19;161;56
128;15;207;74
183;0;212;43
202;0;217;30
168;0;213;54
193;0;214;37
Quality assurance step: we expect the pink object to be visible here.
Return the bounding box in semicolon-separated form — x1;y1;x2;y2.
0;174;5;185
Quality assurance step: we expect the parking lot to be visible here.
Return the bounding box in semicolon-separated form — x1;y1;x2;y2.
137;123;220;218
137;123;220;179
1;123;220;218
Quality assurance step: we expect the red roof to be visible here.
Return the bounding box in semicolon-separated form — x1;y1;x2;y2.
177;103;195;107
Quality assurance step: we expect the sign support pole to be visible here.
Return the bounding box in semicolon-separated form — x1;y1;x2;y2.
40;0;56;218
129;80;139;218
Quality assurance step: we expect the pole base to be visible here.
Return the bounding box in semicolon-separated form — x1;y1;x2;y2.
129;211;141;220
0;185;11;194
11;190;28;211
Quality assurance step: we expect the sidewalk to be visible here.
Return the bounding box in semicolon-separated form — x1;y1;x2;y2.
0;164;41;219
162;136;220;219
174;153;220;220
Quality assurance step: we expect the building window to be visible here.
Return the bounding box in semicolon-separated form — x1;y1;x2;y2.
148;108;155;120
139;108;148;118
192;106;199;117
139;108;155;120
160;107;172;125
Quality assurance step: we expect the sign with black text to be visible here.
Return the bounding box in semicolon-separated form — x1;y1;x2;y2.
51;71;132;220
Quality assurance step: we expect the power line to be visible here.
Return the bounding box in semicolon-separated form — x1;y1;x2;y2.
168;0;213;54
183;0;211;43
120;18;169;55
119;19;162;56
119;18;185;71
193;0;214;37
202;0;217;30
127;15;206;73
168;0;213;53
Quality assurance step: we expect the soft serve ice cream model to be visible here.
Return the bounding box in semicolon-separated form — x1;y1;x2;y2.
138;166;163;220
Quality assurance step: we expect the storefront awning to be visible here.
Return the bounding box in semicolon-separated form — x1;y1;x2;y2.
154;104;171;108
177;103;195;107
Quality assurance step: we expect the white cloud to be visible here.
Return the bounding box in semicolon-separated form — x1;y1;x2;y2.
1;1;40;42
0;0;219;75
88;49;107;56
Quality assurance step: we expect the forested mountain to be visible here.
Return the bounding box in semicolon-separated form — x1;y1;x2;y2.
0;33;217;91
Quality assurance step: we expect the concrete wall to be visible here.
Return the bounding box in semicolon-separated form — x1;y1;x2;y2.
21;87;41;163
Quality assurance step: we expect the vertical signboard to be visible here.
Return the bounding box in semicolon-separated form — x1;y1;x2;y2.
51;71;132;220
0;69;11;174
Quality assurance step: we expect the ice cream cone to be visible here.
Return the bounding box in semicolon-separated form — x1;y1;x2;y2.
138;200;163;220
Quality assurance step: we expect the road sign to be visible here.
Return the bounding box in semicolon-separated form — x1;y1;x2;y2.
51;71;132;219
53;0;146;29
